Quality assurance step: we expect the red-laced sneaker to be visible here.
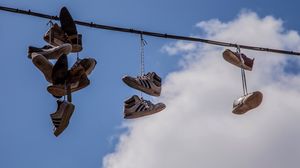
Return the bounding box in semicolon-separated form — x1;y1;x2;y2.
223;49;254;71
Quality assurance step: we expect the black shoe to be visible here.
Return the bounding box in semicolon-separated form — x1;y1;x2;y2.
59;7;82;52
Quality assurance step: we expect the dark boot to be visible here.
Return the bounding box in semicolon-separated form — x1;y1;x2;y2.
59;7;82;52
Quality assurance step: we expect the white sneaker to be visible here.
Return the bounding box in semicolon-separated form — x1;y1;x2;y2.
122;72;162;96
124;95;166;119
232;91;263;115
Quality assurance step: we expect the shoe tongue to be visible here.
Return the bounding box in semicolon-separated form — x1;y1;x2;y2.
43;45;53;49
133;95;141;102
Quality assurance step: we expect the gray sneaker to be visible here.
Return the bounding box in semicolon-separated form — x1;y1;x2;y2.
232;91;263;115
28;43;72;60
122;72;162;96
124;95;166;119
50;100;75;137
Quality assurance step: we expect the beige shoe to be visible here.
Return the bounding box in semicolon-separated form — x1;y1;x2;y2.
232;91;263;115
31;54;53;83
223;49;254;71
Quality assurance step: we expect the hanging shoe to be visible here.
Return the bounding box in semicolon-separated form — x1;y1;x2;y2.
78;58;97;75
51;54;69;86
122;72;162;96
31;53;53;83
223;49;254;71
47;73;90;97
124;95;165;119
47;57;94;97
59;7;82;52
43;23;69;47
124;95;166;119
232;91;263;115
50;100;75;137
28;43;72;60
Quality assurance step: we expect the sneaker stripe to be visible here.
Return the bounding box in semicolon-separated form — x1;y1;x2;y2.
145;80;151;89
140;105;146;112
140;79;147;88
135;104;145;112
138;79;144;87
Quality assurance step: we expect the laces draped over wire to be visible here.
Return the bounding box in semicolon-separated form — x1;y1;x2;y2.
139;33;147;98
236;45;248;96
47;20;54;45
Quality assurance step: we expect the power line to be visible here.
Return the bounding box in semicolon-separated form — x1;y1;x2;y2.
1;5;300;56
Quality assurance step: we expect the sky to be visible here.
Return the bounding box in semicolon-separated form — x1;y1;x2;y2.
1;0;300;168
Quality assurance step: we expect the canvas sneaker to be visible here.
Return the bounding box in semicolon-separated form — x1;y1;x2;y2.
223;49;254;71
124;95;166;119
122;72;162;96
232;91;263;115
59;7;82;52
50;100;75;137
43;23;69;47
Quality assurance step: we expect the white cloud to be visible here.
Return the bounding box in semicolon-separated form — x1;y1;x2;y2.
103;11;300;168
161;40;197;56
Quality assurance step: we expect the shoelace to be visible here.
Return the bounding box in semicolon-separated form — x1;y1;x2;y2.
137;72;152;80
140;98;151;109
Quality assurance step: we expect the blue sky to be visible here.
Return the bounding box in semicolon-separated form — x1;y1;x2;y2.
1;0;300;168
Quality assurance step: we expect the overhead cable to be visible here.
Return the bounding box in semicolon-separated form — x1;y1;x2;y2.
0;5;300;56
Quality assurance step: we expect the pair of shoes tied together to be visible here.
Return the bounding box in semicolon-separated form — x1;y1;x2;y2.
122;72;165;119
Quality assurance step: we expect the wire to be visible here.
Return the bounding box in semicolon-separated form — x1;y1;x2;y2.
1;5;300;56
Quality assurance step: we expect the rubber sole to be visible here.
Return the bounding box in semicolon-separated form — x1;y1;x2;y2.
124;104;166;119
232;91;263;115
32;54;53;83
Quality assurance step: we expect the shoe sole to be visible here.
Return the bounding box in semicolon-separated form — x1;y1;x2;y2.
47;79;90;97
60;7;82;52
223;50;252;71
232;91;263;115
122;77;160;97
124;104;166;119
54;103;75;137
32;54;53;83
84;59;97;75
60;7;77;36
